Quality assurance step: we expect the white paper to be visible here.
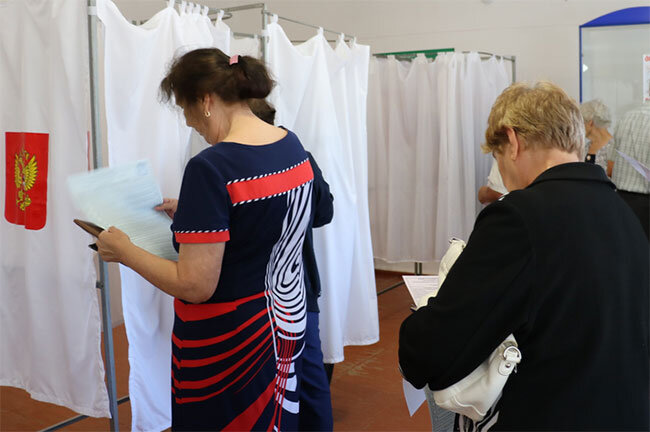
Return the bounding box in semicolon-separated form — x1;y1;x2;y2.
402;275;440;304
402;378;426;416
643;54;650;102
67;160;178;260
617;150;650;182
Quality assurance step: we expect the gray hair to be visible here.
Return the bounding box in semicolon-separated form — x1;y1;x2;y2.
580;99;611;128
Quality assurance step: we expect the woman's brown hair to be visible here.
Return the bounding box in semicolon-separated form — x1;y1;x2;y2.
160;48;274;106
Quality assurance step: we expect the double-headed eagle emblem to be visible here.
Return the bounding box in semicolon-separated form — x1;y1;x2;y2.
14;149;38;211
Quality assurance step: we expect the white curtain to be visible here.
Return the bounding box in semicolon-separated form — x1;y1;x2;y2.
267;18;379;363
231;35;261;58
97;0;230;430
0;0;109;417
368;53;511;263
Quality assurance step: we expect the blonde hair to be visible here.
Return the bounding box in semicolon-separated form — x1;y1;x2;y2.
483;81;586;159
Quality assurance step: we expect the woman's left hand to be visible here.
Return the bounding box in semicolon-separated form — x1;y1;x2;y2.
96;226;133;263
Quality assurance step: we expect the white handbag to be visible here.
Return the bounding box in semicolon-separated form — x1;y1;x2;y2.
432;335;521;421
419;238;523;422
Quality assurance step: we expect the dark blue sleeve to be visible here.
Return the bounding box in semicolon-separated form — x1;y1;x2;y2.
307;152;333;228
171;155;231;244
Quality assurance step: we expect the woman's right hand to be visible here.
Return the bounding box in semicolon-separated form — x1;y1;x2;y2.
588;127;611;153
155;198;178;219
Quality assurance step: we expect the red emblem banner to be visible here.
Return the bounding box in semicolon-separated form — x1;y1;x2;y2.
5;132;49;230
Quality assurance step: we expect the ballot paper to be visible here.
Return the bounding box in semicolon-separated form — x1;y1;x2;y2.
617;150;650;182
67;160;178;260
403;377;427;417
400;275;439;417
402;275;440;305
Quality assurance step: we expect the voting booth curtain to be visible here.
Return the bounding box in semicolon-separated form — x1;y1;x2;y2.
367;53;511;263
0;0;110;418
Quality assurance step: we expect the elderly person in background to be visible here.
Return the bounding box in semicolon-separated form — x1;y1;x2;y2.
477;159;508;205
399;82;649;430
580;99;614;173
608;105;650;240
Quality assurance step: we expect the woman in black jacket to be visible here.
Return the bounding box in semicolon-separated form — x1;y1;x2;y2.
399;81;649;430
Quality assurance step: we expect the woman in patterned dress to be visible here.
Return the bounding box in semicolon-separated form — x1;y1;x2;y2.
96;48;313;431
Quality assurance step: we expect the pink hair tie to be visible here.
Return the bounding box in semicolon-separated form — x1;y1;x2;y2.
229;55;239;66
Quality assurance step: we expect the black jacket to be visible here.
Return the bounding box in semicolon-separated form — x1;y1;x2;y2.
399;163;649;430
304;153;334;313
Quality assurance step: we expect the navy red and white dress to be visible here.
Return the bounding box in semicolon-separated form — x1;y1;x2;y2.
170;130;313;431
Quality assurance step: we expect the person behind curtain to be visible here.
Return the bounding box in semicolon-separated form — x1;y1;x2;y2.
580;99;614;173
399;81;649;430
96;49;314;431
477;159;508;205
608;104;650;240
248;98;335;431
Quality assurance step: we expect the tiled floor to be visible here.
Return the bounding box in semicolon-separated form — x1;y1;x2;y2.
1;270;431;431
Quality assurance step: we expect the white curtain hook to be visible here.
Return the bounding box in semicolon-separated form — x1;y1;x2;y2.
167;0;174;8
180;1;186;14
201;5;209;16
338;33;345;43
317;27;324;36
217;10;225;21
352;36;357;45
193;3;200;14
271;14;278;24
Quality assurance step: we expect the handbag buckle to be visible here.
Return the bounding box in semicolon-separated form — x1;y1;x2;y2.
498;345;522;375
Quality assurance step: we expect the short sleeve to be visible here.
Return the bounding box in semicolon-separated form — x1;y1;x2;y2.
486;160;507;195
171;156;231;244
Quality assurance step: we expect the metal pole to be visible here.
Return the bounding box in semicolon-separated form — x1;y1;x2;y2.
40;397;130;432
87;1;119;430
262;10;354;39
262;3;268;65
579;26;583;102
511;55;517;83
223;3;265;13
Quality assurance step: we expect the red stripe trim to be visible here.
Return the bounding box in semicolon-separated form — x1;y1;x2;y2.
226;160;313;205
174;230;230;243
173;308;269;348
174;333;273;390
174;292;266;322
222;375;277;431
235;349;276;394
174;340;275;405
175;320;272;368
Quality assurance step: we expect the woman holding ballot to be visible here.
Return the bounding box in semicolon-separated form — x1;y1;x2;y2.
96;49;314;431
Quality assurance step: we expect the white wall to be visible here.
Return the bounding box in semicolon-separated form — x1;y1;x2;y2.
113;0;648;101
103;0;647;290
